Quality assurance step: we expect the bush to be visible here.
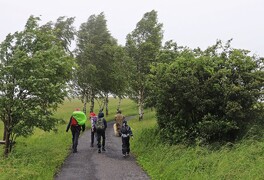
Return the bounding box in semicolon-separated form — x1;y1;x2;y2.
148;41;264;144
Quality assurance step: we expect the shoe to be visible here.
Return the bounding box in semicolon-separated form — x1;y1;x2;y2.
126;153;129;156
98;149;101;153
102;147;106;151
90;143;94;147
73;150;77;153
123;154;126;157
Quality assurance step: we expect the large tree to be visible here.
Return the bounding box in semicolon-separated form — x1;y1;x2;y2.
125;10;163;120
0;16;75;156
74;12;118;114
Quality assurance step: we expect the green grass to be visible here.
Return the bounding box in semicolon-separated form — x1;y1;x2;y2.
0;98;137;180
130;110;264;180
1;99;264;179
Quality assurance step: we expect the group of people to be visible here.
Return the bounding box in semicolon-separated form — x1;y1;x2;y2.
66;108;133;157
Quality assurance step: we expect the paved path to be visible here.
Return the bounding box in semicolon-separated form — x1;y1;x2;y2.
55;117;150;180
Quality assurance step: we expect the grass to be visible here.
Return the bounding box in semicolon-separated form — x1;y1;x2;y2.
0;98;137;180
1;99;264;179
130;110;264;180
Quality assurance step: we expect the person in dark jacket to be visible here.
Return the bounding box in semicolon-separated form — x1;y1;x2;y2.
66;108;86;153
96;112;107;153
120;120;133;157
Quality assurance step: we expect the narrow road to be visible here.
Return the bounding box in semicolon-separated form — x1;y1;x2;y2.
55;117;150;180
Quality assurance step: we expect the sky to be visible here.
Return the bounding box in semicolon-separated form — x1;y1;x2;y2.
0;0;263;57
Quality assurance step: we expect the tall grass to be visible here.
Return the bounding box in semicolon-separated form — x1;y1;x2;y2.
130;110;264;180
0;98;137;180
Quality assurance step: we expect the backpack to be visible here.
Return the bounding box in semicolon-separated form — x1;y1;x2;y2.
95;118;105;131
71;117;78;126
115;114;124;125
121;125;129;135
72;111;87;125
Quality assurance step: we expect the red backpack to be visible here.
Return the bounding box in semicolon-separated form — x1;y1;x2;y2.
71;117;78;126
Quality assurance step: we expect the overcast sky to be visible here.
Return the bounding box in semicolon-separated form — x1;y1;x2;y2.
0;0;263;56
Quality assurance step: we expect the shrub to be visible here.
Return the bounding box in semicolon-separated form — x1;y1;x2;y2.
148;41;264;144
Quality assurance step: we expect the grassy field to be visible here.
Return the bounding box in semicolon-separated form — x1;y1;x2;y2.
1;99;264;179
0;98;137;180
130;110;264;180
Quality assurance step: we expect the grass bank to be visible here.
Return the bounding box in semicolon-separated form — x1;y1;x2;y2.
0;98;137;180
130;110;264;179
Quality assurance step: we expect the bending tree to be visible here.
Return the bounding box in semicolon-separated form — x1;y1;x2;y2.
125;10;163;120
74;12;118;115
0;16;75;156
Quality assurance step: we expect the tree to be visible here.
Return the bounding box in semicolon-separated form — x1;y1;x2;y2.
0;16;75;156
148;40;264;144
74;12;118;115
125;10;163;120
54;16;76;54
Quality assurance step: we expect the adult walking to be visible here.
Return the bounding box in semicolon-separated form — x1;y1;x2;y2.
96;112;107;153
114;110;125;136
66;108;86;153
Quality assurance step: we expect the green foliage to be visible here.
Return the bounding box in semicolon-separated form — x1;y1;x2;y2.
0;15;75;155
131;110;264;180
125;10;163;120
74;12;119;105
110;45;132;98
147;40;264;144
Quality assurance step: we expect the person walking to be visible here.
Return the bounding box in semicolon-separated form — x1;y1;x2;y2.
114;110;125;136
90;112;97;147
66;108;86;153
120;120;133;157
96;112;107;153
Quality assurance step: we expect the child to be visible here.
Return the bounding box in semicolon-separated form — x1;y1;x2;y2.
96;112;107;153
90;112;97;147
120;120;133;157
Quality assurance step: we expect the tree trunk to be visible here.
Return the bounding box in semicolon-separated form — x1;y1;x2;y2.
117;98;122;111
4;127;10;157
90;95;95;113
3;110;13;157
138;89;144;121
3;124;7;141
105;94;109;116
83;96;87;115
